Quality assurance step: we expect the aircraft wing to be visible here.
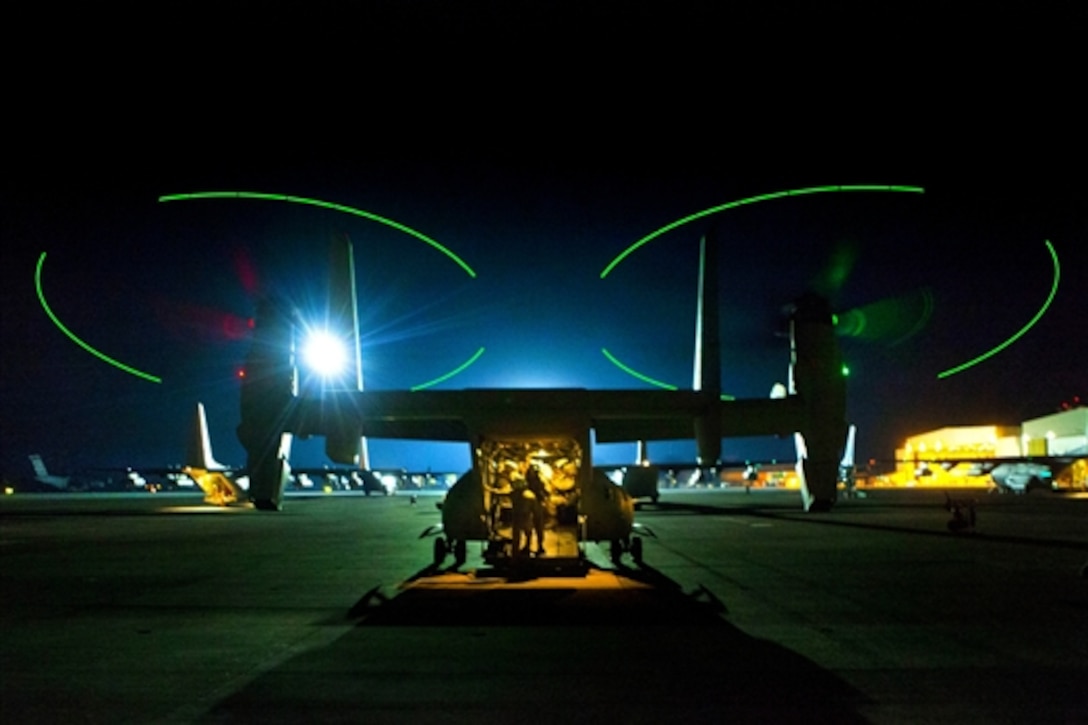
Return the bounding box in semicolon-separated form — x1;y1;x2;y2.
240;230;851;511
295;389;806;443
593;397;806;442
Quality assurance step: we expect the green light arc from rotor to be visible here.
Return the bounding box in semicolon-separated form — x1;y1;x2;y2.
160;191;482;390
937;240;1060;379
411;347;486;391
601;184;924;390
600;185;925;279
601;348;736;400
834;287;936;347
35;253;163;383
159;192;477;278
887;288;935;347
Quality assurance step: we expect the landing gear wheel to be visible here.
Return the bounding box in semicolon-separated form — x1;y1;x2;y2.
630;536;644;565
433;537;448;566
453;539;467;567
610;539;623;565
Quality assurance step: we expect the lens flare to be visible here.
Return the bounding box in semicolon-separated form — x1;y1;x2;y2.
162;191;483;389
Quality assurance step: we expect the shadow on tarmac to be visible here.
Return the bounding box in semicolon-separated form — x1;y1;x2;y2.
205;562;871;723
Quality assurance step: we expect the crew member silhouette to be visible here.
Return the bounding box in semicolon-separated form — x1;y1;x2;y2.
525;463;547;554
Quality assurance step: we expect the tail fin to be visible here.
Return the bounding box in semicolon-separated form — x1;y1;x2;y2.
839;424;859;496
28;454;67;489
793;433;814;510
184;402;246;506
186;402;226;471
840;424;857;470
29;454;49;478
692;232;722;465
692;232;721;398
325;232;370;469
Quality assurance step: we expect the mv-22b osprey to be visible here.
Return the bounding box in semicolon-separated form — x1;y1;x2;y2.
236;230;848;568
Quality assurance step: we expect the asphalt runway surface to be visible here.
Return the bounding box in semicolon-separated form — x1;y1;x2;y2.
2;487;1086;724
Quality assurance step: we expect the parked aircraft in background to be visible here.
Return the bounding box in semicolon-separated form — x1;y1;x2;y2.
23;455;140;492
27;454;70;489
908;453;1087;494
187;401;398;505
989;457;1087;494
990;461;1053;494
182;402;251;506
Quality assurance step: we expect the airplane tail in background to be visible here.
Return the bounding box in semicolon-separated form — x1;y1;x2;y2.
29;454;49;479
793;433;813;510
840;424;857;470
186;402;226;471
839;424;859;497
185;403;248;506
28;454;67;489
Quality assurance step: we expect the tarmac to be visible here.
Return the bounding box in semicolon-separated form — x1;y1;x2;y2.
2;487;1086;724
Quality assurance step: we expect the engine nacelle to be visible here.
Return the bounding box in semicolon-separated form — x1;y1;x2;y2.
237;296;299;510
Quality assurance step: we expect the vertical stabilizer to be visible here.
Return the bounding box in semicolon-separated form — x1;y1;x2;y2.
693;232;722;465
692;233;721;398
29;454;49;479
794;432;815;511
187;402;226;470
840;424;857;470
839;424;858;496
28;454;68;489
185;402;249;506
327;232;370;469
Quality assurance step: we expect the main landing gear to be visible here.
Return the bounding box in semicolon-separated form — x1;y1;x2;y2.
433;537;467;568
609;535;644;566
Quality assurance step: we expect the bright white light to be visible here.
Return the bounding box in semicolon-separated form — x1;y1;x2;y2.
302;330;348;378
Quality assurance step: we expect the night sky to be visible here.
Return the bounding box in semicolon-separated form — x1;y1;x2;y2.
3;4;1084;479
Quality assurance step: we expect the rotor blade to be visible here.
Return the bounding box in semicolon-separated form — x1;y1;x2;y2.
835;287;934;346
808;237;859;303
